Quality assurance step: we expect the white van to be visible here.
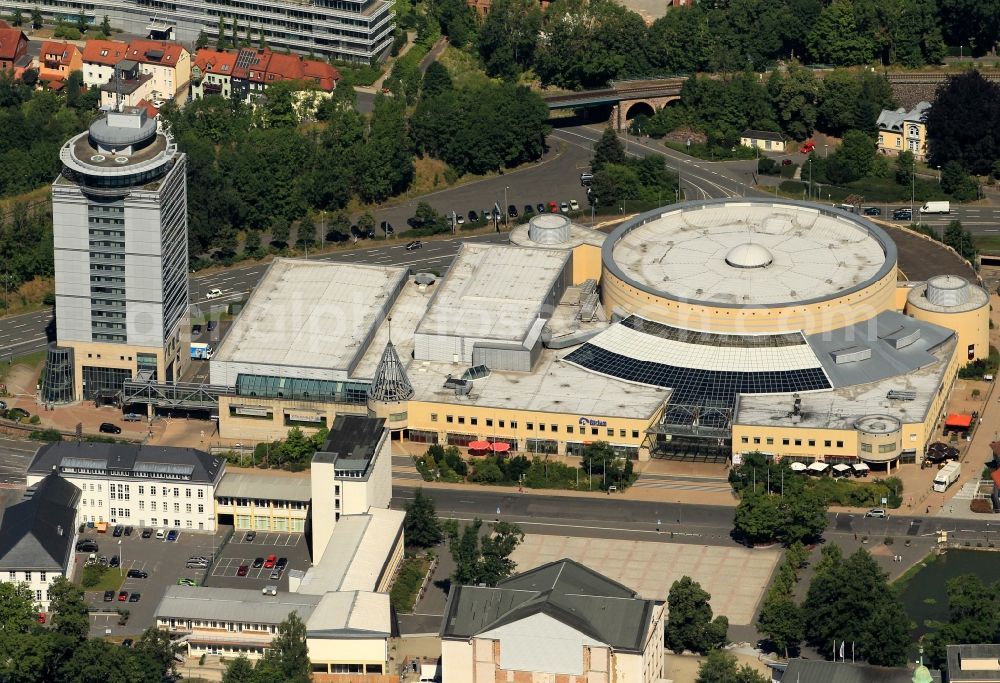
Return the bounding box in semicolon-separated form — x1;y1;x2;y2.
155;529;165;540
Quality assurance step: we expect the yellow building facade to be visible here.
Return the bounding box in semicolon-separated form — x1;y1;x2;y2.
876;102;931;160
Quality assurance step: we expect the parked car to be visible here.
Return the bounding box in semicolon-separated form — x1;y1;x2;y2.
123;526;133;536
177;578;197;587
244;531;256;542
270;568;283;580
580;172;594;186
865;508;888;518
205;288;222;300
252;557;264;568
482;209;492;221
893;208;912;220
0;400;6;410
263;554;277;569
569;199;580;211
456;214;465;225
121;638;134;648
781;158;793;166
126;569;147;579
123;413;142;422
155;529;165;540
468;210;478;222
76;539;98;552
537;203;546;214
167;530;179;542
262;585;278;596
380;220;394;235
276;557;288;569
103;590;115;602
524;204;534;215
109;555;120;568
507;205;518;218
406;240;422;251
549;201;558;212
191;324;202;336
7;408;29;420
863;207;881;216
112;525;124;537
118;591;128;602
237;565;249;577
560;202;569;213
100;423;122;435
800;141;815;154
207;320;217;332
128;592;140;603
141;528;152;538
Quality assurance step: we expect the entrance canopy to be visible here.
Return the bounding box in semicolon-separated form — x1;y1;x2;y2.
852;463;870;472
832;464;851;472
945;413;973;429
807;462;829;473
789;462;808;472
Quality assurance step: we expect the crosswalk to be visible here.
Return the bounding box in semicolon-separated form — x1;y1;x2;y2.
632;473;732;493
951;481;981;501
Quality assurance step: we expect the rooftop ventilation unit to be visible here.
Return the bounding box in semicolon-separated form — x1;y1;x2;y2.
830;345;872;364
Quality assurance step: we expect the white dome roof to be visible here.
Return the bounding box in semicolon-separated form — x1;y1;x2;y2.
725;243;773;269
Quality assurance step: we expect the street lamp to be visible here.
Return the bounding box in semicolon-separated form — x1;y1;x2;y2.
118;539;123;576
808;158;812;200
504;186;509;229
591;197;597;224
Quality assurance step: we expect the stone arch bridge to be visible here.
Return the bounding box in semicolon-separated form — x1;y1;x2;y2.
543;78;684;130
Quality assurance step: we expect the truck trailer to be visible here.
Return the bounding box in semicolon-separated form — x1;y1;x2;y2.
920;201;950;214
190;343;213;360
932;460;961;492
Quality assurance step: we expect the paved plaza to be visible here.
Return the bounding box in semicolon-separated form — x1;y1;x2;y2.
511;533;780;625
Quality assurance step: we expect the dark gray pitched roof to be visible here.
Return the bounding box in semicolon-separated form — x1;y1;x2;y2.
780;658;940;683
741;129;787;141
440;559;655;653
28;442;224;484
0;474;80;570
947;644;1000;680
313;415;385;474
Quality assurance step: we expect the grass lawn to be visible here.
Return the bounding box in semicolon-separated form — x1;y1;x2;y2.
974;235;1000;254
79;565;125;594
439;46;490;89
390;555;431;613
0;349;46;384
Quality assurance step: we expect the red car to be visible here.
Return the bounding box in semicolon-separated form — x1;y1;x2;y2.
38;612;45;624
237;565;249;577
800;141;815;154
118;591;128;601
548;201;558;212
263;554;277;569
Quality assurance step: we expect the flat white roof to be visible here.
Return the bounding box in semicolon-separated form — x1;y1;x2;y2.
611;203;888;306
213;259;407;374
216;470;311;502
306;591;391;637
415;244;570;344
352;276;439;380
297;507;404;594
407;347;669;420
734;337;954;430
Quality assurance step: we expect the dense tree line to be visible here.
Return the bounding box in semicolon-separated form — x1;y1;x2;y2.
221;614;312;683
922;574;1000;669
665;576;729;654
925;71;1000;177
464;0;981;90
0;580;180;682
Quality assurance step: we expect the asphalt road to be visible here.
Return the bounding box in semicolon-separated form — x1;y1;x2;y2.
392;483;1000;544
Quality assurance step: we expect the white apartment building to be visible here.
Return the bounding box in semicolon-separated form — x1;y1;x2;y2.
27;442;224;532
45;104;189;402
81;39;129;88
0;475;81;611
121;40;191;100
214;471;310;533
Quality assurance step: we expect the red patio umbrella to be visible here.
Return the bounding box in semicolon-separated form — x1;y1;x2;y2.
468;440;491;451
490;442;511;453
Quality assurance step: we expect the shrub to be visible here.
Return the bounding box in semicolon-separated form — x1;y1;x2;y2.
28;428;63;442
42;291;55;306
970;499;993;513
389;556;429;613
81;564;106;588
28;415;39;424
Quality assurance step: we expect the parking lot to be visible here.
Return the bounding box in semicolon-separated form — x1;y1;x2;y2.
204;530;310;591
77;528;219;637
0;437;38;485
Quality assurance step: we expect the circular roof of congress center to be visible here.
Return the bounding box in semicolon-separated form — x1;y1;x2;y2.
605;199;896;308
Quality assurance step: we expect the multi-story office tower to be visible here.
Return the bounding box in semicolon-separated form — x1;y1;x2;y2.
0;0;394;63
49;106;188;402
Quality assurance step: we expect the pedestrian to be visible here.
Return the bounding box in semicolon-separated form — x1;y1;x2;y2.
854;532;858;541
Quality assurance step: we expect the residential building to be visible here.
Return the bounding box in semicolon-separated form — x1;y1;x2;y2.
38;40;82;83
98;59;155;109
0;26;27;71
877;101;931;160
46;104;189;401
122;39;190;101
26;442;225;531
947;644;1000;682
0;1;394;63
214;470;310;533
440;559;666;683
154;586;392;673
81;39;128;88
0;474;81;611
467;0;549;15
190;48;237;100
740;129;788;153
773;657;940;682
309;415;392;562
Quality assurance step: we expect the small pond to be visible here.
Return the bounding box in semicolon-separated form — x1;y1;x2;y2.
898;549;1000;638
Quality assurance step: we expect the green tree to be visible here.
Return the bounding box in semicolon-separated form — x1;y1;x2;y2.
269;216;290;246
12;8;23;26
894;150;915;186
134;626;182;678
422;61;453;98
260;612;311;683
221;655;257;683
30;6;43;29
733;491;782;545
451;519;483;585
409;201;449;234
923;575;1000;667
296;213;315;248
75;12;87;32
770;67;818;141
216;15;227;48
196;30;209;49
356;212;375;237
894;0;946;66
450;519;524;586
806;0;876;65
695;649;768;683
925;71;1000;176
757;591;803;658
943;219;977;261
47;577;89;641
835;129;876;181
941;161;980;201
404;488;444;548
0;581;38;633
937;0;1000;56
478;0;541;80
244;230;262;256
100;14;111;35
358;95;413;202
665;576;729;654
781;489;828;546
592;127;626;171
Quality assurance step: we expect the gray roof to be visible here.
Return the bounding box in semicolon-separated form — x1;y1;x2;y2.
215;471;311;502
154;585;321;624
779;659;940;683
440;559;655;653
314;415;385;473
877;101;931;132
947;644;1000;680
741;129;787;141
0;474;80;571
30;442;224;485
806;310;954;388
